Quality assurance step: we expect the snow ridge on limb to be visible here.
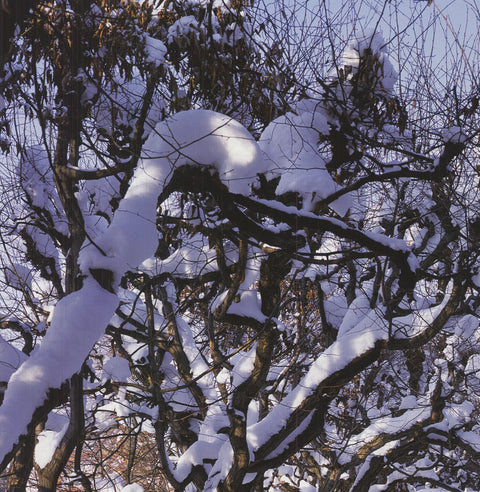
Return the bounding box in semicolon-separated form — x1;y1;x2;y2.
230;194;420;290
0;278;118;469
246;306;389;467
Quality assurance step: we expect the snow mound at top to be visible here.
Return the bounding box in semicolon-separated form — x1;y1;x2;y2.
79;110;267;278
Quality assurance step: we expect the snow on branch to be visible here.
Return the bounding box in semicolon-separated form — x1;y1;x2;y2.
248;307;389;462
0;103;468;475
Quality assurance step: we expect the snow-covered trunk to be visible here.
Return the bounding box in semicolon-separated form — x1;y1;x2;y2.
6;120;82;490
34;376;84;492
220;252;290;490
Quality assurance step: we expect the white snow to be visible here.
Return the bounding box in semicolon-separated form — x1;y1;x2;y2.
78;69;98;104
393;284;452;339
298;481;317;491
141;236;220;279
258;105;343;213
264;411;314;461
398;395;417;410
171;401;231;480
4;263;33;293
202;441;234;490
93;73;165;142
167;16;199;44
456;430;480;453
465;353;480;377
174;440;223;482
175;307;217;400
120;484;145;492
231;344;257;389
336;292;373;339
226;290;267;323
0;335;27;383
353;440;399;488
0;91;438;479
441;126;467;144
34;413;69;469
338;407;429;465
454;314;479;339
337;29;397;95
442;400;474;429
101;356;131;382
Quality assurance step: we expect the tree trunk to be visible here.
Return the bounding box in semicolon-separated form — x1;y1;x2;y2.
35;375;84;491
5;426;36;492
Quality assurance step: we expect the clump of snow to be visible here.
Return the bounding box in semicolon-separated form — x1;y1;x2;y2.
141;236;219;279
259;107;341;213
353;440;400;488
338;29;397;94
4;263;33;293
77;69;98;104
17;145;65;273
443;400;474;428
0;334;27;383
336;292;372;339
466;353;480;375
20;145;55;209
35;427;68;469
454;314;479;340
174;440;222;482
227;290;267;323
442;126;467;144
144;35;167;66
248;308;388;454
338;407;429;466
101;356;131;383
173;402;229;481
92;74;165;142
202;441;234;490
398;395;417;410
393;286;452;339
35;412;69;469
167;16;199;44
175;307;217;400
231;344;257;389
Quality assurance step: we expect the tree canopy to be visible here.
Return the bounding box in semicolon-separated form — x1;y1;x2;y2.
0;1;480;491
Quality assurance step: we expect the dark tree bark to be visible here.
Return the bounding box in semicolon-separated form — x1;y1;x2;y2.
5;426;36;492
